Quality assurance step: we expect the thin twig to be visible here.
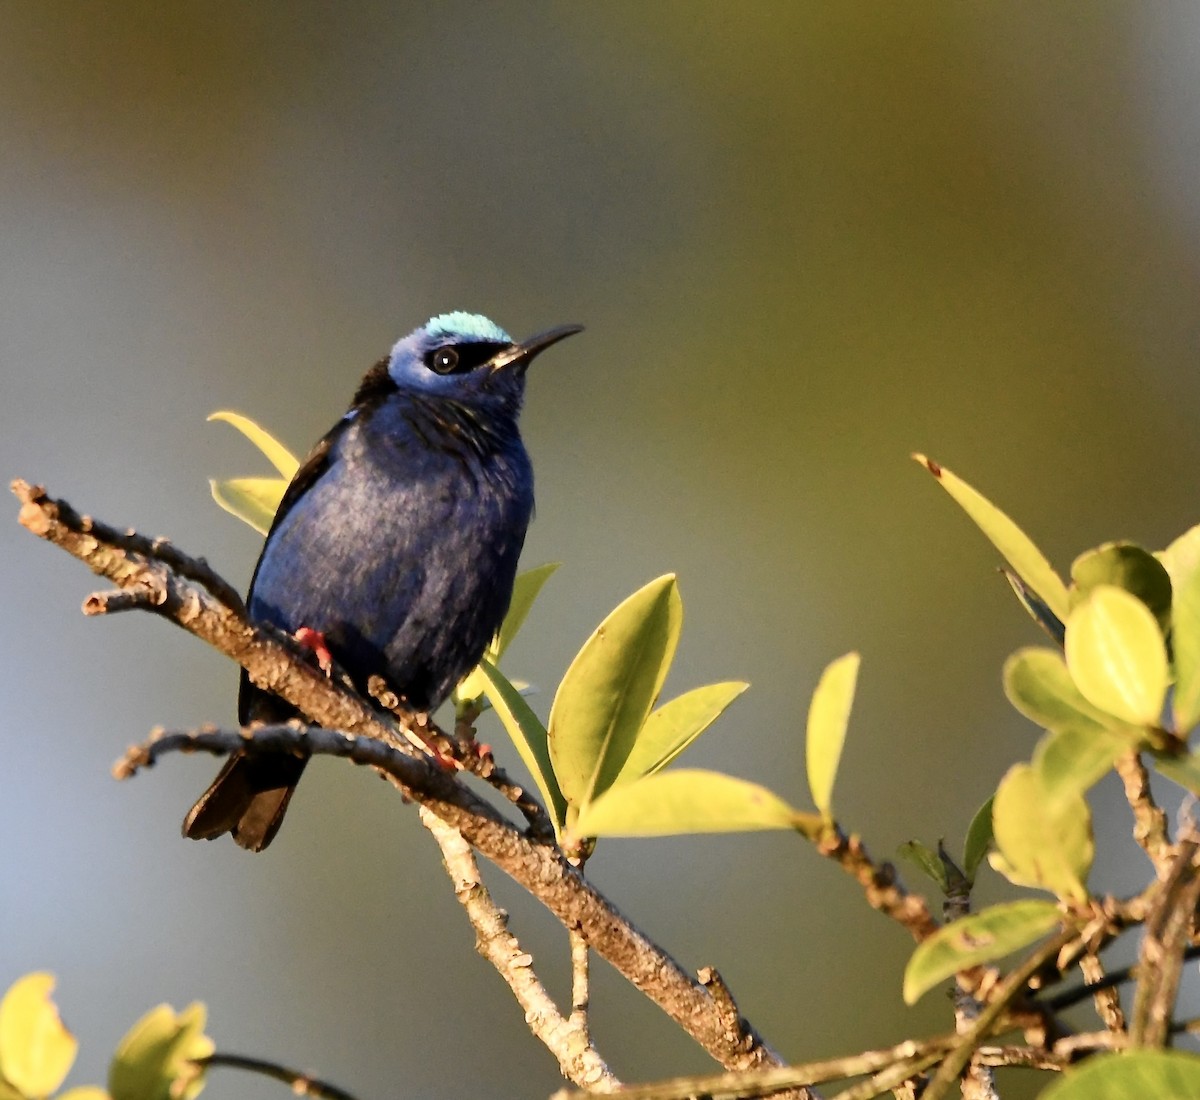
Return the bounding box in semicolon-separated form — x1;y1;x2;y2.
451;698;556;836
1114;750;1172;877
550;1020;1136;1100
552;1036;949;1100
82;587;157;615
816;826;939;943
197;1051;358;1099
418;807;617;1092
15;479;789;1076
568;924;591;1042
826;1050;944;1100
940;851;997;1100
115;724;429;785
1077;948;1124;1033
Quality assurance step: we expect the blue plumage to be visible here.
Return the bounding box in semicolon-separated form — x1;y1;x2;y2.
184;313;582;850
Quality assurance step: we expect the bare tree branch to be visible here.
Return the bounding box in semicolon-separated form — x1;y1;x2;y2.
14;478;793;1078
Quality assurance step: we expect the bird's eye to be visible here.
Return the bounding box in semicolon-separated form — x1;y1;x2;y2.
431;347;459;374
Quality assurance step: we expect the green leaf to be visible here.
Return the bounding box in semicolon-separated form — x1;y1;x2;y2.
207;411;299;477
1070;541;1173;632
991;764;1092;900
1003;647;1122;737
1153;750;1200;797
1158;523;1200;594
897;840;950;893
962;795;994;881
109;1003;213;1100
1041;1050;1200;1100
613;681;749;786
902;899;1061;1004
914;455;1070;623
548;575;683;808
477;659;568;836
570;769;820;840
491;562;560;662
208;476;288;535
455;564;561;703
0;972;78;1098
1065;585;1169;727
1032;723;1129;800
1172;559;1200;734
805;652;860;819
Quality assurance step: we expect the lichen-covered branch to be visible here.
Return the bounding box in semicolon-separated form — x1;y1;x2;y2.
418;807;616;1091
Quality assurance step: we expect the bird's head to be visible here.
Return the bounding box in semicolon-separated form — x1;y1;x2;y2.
385;311;582;411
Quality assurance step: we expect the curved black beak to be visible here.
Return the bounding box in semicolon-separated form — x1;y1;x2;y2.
490;324;584;373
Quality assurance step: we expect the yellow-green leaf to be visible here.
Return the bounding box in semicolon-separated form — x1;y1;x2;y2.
1065;586;1169;727
1158;523;1200;594
1070;542;1173;632
492;563;559;662
570;769;819;840
548;575;683;808
209;476;288;535
914;455;1070;623
0;972;78;1098
902;899;1061;1004
613;681;748;786
455;564;561;704
1172;559;1200;734
207;411;299;477
805;652;860;819
1154;750;1200;797
1032;723;1129;801
896;841;950;893
991;763;1092;901
962;795;994;882
1004;646;1138;740
1042;1050;1200;1100
476;658;568;836
109;1003;213;1100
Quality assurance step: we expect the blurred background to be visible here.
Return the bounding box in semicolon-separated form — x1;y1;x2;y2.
4;4;1200;1097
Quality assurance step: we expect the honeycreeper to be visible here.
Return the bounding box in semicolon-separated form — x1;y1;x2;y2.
184;312;582;851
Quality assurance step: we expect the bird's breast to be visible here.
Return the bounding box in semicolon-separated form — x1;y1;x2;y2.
248;408;533;710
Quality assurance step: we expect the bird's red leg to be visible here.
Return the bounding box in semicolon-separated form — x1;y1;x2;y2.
294;626;334;676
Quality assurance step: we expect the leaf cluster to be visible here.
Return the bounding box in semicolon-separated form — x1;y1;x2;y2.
0;973;210;1100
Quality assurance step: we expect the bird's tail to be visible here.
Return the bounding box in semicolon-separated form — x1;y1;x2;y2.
182;751;308;851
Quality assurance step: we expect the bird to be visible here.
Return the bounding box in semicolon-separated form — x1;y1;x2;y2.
183;311;582;851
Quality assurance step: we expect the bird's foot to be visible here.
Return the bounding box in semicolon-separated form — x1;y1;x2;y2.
293;626;334;676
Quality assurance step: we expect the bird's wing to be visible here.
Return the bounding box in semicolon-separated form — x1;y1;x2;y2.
264;355;395;540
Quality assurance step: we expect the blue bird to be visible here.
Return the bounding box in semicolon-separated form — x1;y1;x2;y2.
183;312;582;851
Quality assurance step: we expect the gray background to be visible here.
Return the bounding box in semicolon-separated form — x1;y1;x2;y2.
4;4;1200;1097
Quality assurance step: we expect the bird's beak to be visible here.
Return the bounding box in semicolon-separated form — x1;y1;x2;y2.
489;324;584;373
